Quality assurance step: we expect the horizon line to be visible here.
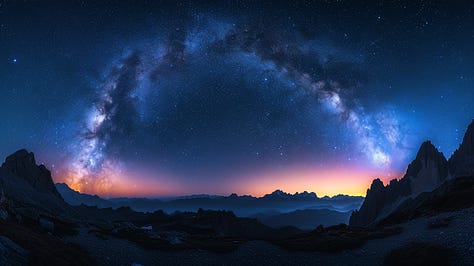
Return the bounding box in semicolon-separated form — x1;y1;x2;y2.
55;182;366;199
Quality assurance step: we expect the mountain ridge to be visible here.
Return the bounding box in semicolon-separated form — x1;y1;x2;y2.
448;119;474;177
350;119;474;226
0;149;70;218
56;182;363;218
58;183;357;202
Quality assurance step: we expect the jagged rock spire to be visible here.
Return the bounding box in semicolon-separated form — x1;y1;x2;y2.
350;140;449;226
449;119;474;177
1;149;62;199
404;141;448;194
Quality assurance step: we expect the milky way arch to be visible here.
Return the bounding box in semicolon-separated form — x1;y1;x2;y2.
66;18;407;193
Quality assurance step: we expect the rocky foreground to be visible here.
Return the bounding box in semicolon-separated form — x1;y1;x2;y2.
63;204;474;265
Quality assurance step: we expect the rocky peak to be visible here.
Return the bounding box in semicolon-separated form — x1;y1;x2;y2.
459;119;474;153
364;178;388;206
369;178;384;193
293;191;318;200
404;141;448;194
449;119;474;177
5;149;34;162
263;190;318;200
349;178;387;226
263;189;291;200
272;189;286;196
350;141;449;226
228;193;239;198
351;120;474;227
416;141;445;163
1;149;62;199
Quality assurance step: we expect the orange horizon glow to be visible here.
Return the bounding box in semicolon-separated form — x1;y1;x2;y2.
53;162;404;198
54;166;184;198
225;164;402;197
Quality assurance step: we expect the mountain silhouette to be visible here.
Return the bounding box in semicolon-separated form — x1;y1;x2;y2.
56;183;362;229
55;183;113;208
0;149;70;218
350;120;474;226
449;119;474;177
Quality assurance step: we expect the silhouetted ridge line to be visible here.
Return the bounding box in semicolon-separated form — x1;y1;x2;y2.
350;120;474;226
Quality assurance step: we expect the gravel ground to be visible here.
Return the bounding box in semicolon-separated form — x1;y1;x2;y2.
66;206;474;266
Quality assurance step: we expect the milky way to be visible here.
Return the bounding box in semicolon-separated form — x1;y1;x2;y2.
3;1;473;196
64;17;408;192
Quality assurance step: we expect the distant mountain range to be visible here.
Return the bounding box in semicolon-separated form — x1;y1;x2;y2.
55;183;363;229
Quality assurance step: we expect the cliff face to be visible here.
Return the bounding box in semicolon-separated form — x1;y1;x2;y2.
349;178;411;226
449;120;474;177
0;149;68;217
405;141;449;194
349;179;388;226
1;149;62;198
350;141;448;226
351;120;474;227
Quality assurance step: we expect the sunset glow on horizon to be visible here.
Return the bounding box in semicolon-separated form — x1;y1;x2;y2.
53;162;402;198
229;166;402;197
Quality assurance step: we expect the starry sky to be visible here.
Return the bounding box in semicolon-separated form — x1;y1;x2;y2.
1;1;473;197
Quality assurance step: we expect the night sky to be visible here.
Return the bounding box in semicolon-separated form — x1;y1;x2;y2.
1;1;473;197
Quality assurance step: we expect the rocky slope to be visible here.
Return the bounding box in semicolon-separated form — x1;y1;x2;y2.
350;119;474;227
0;149;70;218
449;119;474;177
377;175;474;225
55;183;112;208
350;141;449;226
0;149;94;265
